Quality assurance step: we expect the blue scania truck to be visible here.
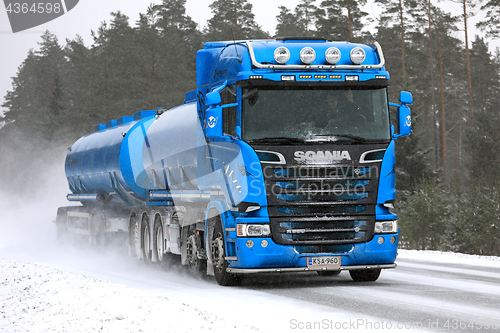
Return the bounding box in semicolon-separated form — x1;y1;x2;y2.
56;38;412;286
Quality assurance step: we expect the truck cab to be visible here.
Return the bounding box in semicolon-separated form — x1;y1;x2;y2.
187;38;412;284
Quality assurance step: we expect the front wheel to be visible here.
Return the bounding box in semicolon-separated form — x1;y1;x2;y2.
211;218;241;286
349;269;381;282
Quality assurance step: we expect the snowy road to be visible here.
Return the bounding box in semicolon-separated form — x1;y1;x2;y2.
1;190;500;332
2;230;500;332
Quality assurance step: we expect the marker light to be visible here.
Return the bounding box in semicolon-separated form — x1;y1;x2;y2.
350;47;366;64
274;47;290;64
325;47;341;64
299;47;316;64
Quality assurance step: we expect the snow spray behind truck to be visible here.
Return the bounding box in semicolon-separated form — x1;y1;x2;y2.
56;38;413;286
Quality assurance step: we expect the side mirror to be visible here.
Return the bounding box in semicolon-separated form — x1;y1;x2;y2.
391;91;413;139
400;91;413;105
206;91;222;106
396;104;411;138
205;106;223;138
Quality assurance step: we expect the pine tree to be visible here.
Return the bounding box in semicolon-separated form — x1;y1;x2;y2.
294;0;318;37
205;0;269;40
466;37;500;180
477;0;500;38
275;5;307;37
315;0;369;41
375;0;421;78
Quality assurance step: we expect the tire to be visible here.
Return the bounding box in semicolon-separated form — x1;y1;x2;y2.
211;218;241;286
128;214;138;257
55;208;68;243
130;214;142;259
349;269;381;282
317;270;341;277
90;211;105;249
186;228;207;275
141;213;152;262
153;218;176;268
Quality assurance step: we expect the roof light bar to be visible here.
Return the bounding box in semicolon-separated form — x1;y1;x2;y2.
245;41;385;70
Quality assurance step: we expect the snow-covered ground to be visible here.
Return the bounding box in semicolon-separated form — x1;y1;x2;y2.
0;257;259;333
2;246;500;333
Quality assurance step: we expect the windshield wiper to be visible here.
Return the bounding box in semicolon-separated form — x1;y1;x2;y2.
247;137;306;144
312;134;367;143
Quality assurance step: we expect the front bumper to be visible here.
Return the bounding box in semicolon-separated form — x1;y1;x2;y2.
227;263;396;274
226;232;398;273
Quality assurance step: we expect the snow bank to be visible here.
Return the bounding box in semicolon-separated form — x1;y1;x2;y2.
0;258;259;333
398;249;500;268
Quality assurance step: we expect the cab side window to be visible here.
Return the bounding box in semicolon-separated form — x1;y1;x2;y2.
221;85;237;137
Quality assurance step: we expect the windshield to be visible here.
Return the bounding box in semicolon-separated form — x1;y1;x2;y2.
242;87;391;143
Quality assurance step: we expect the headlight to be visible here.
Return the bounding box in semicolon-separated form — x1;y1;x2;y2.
325;47;341;64
237;224;271;237
350;47;366;64
299;47;316;64
374;221;397;234
274;47;290;64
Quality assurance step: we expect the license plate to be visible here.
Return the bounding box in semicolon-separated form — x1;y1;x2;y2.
307;256;341;267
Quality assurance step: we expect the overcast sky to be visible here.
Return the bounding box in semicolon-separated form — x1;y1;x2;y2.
0;0;498;116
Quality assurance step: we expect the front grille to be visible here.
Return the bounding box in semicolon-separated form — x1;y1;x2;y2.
263;165;379;245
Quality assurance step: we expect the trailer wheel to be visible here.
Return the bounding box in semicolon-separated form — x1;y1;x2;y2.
130;214;142;259
141;213;152;262
90;211;105;249
153;218;175;267
211;218;241;286
55;208;68;242
349;269;381;282
186;228;207;275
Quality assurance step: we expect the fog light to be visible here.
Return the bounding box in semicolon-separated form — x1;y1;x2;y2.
274;47;290;64
261;240;269;248
325;47;341;64
299;47;316;64
246;240;254;248
350;47;366;64
378;236;385;244
390;236;396;244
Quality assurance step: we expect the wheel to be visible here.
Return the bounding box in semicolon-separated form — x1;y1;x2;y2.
55;208;68;242
153;218;176;267
90;211;105;249
153;219;165;266
317;270;341;277
211;218;241;286
128;214;138;257
130;214;142;259
186;228;207;275
141;213;152;262
349;269;381;282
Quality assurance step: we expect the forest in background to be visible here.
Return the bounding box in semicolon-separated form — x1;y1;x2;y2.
1;0;500;255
